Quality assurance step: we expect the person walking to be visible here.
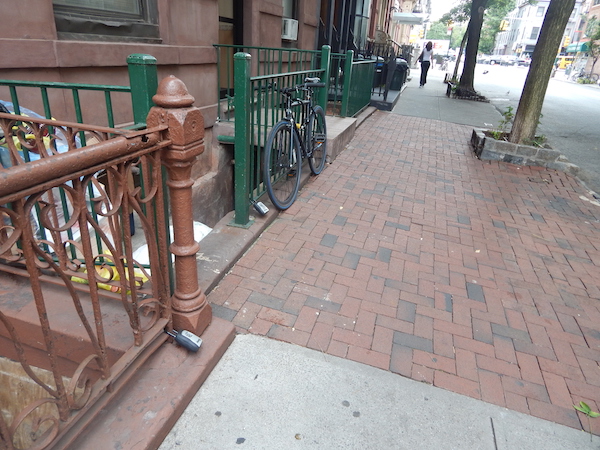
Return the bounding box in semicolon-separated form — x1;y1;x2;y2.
418;41;434;88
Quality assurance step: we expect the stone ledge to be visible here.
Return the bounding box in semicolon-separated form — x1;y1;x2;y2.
61;317;236;450
470;128;579;178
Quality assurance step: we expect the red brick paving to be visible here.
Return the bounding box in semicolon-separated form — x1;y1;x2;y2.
208;111;600;434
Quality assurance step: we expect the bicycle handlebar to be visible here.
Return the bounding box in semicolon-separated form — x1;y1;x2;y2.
281;77;325;95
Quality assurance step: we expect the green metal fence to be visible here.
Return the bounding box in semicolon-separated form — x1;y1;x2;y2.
0;54;167;283
220;45;376;226
214;44;323;122
342;53;376;117
327;51;347;116
231;50;329;226
0;53;157;133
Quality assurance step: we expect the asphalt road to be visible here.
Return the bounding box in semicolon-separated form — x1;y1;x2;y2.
469;63;600;194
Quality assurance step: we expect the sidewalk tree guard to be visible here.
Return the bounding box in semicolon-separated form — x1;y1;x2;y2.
509;0;576;144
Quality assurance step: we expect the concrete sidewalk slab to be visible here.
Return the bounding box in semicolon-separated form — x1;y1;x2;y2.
203;109;600;438
160;334;596;449
393;68;503;129
159;61;600;450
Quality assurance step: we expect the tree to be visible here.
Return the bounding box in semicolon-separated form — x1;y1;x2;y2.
426;21;452;40
509;0;576;144
479;1;517;54
586;17;600;75
426;21;467;49
459;0;489;92
439;0;515;92
440;1;476;84
438;0;528;93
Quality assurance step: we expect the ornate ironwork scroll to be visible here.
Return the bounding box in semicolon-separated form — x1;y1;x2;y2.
0;111;172;449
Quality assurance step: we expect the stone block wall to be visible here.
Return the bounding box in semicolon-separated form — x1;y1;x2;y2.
470;128;581;178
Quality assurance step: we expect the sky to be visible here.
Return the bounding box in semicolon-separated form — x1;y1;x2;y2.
429;0;460;22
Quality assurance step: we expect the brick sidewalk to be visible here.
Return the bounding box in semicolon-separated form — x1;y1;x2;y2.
208;111;600;434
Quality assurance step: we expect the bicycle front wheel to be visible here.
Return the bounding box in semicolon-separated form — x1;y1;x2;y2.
308;105;327;175
264;120;302;210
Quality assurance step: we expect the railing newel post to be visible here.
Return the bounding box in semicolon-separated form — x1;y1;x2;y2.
127;54;158;128
232;52;252;227
319;45;331;111
146;75;212;335
341;50;354;118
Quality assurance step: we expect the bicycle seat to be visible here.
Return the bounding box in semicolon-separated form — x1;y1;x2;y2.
304;77;321;84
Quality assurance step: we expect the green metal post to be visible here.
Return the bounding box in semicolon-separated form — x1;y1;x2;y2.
341;50;354;117
127;54;158;127
318;45;331;111
232;52;252;227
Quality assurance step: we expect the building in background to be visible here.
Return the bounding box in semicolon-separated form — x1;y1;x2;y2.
575;0;600;76
390;0;429;46
317;0;426;57
493;0;586;58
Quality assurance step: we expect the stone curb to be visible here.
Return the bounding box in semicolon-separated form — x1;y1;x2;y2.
470;128;594;192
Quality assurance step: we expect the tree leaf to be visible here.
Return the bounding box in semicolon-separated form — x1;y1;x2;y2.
574;402;591;414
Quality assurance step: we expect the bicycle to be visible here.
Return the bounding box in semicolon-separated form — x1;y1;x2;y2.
570;69;599;84
263;77;327;210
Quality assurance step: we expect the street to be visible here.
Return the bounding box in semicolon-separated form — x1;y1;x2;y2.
468;63;600;194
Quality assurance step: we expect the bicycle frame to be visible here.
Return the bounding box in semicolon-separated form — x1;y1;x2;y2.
280;90;318;161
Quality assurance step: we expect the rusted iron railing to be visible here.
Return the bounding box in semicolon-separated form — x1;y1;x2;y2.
0;76;211;449
0;54;160;272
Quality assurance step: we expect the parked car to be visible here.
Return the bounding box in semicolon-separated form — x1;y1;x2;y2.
516;57;531;66
500;55;518;66
489;55;503;65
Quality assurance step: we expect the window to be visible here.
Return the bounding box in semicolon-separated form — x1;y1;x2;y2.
53;0;159;42
529;27;540;40
536;6;544;17
282;0;296;18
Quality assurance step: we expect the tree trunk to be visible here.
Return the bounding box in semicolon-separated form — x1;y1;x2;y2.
459;0;488;92
452;26;469;82
509;0;576;144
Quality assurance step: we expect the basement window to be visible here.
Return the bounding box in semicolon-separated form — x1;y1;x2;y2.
53;0;160;42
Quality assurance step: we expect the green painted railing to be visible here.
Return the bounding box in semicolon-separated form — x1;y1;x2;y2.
0;54;170;289
214;44;323;122
342;52;376;117
328;51;347;116
222;45;376;226
0;54;157;132
231;48;330;226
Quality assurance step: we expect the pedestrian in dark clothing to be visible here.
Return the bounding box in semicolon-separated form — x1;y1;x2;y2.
418;41;434;87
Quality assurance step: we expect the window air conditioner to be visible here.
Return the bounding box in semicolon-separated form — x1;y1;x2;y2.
282;18;298;41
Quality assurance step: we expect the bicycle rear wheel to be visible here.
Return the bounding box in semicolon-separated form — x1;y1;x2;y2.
307;105;327;175
264;120;302;210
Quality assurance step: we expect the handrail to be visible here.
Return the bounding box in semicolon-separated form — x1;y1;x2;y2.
214;44;323;121
0;113;167;202
0;76;211;450
251;68;324;82
214;43;321;54
0;79;131;92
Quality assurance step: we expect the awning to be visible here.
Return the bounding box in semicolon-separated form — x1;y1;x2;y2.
392;13;424;25
565;42;589;53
